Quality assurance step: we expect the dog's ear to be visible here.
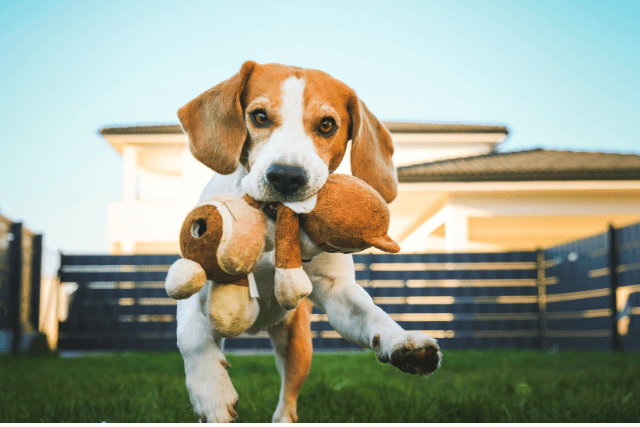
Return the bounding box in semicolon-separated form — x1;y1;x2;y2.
347;95;398;203
178;61;256;174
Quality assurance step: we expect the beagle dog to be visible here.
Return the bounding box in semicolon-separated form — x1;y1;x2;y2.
176;61;442;423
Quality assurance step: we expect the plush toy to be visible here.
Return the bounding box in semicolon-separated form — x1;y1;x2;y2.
302;174;400;254
165;194;267;337
271;174;400;309
164;174;400;335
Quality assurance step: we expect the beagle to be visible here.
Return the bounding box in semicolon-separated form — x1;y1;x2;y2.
175;61;442;423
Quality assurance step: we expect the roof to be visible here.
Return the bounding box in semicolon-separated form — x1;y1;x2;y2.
100;124;183;135
99;121;509;136
383;121;508;134
397;148;640;182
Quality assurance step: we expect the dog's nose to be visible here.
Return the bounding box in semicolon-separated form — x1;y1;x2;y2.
266;164;308;196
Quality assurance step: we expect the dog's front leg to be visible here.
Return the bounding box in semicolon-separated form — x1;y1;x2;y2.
177;289;238;422
305;252;442;376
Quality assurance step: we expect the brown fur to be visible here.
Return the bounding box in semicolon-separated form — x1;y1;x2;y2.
282;298;314;422
348;98;398;203
275;204;302;269
179;61;397;201
177;61;256;174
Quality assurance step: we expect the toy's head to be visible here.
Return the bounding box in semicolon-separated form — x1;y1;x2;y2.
301;174;400;254
180;194;267;283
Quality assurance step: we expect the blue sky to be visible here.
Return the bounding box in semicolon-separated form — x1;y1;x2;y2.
1;0;639;256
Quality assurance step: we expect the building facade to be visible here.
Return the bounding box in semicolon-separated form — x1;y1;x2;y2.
101;123;640;254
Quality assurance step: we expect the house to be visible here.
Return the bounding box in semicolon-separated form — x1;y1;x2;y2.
394;149;640;252
100;123;640;254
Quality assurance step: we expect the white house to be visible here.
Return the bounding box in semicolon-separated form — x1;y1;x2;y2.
100;122;640;254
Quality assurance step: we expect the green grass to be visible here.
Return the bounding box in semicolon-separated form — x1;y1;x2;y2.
1;349;639;422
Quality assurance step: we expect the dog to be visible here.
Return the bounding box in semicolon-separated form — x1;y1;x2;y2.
175;61;442;423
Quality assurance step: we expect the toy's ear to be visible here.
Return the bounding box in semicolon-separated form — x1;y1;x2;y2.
178;61;256;174
165;258;207;299
368;234;401;254
348;95;398;203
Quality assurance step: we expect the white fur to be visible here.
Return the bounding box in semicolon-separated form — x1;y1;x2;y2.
176;78;441;423
241;78;329;203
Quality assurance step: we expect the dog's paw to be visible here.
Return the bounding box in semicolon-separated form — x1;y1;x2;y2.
374;330;442;376
186;361;239;423
272;404;298;423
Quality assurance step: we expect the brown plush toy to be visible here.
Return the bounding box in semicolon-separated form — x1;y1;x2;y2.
272;174;400;310
165;194;267;338
165;174;401;329
303;174;400;254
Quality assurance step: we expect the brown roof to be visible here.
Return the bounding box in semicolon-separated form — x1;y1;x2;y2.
397;148;640;182
383;121;508;134
100;124;183;135
99;121;508;135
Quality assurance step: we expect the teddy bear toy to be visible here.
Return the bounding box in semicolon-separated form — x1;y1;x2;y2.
164;174;400;337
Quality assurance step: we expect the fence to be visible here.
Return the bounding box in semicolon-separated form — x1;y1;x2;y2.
0;215;44;354
544;223;640;351
57;221;640;352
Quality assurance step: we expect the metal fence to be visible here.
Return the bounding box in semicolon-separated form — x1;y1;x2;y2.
543;223;640;351
57;221;640;352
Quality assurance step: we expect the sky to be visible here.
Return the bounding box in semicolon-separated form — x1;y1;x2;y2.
1;0;639;258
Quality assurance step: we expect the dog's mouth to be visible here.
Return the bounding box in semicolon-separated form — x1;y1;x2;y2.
261;193;318;221
262;203;278;221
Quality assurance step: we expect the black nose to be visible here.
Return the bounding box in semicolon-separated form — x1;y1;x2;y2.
266;164;308;196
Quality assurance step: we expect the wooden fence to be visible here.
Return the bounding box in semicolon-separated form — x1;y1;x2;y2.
56;221;640;352
0;215;43;354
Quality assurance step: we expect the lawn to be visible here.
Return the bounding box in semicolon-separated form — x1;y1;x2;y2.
1;349;638;422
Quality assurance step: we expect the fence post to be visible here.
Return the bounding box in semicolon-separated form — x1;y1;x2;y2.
536;248;547;350
8;222;23;354
608;224;621;352
30;234;43;331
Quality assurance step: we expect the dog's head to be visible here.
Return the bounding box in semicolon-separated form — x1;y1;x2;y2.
178;61;397;204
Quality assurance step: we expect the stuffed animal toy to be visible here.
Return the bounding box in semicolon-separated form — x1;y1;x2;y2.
164;174;400;335
302;174;400;254
272;174;400;310
165;194;267;338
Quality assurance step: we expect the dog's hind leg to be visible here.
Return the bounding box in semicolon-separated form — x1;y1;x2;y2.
267;298;314;423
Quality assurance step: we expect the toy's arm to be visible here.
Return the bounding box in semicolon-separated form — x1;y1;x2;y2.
165;258;207;299
274;204;313;310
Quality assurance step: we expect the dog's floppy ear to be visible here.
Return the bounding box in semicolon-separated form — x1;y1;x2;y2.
348;95;398;203
178;61;256;174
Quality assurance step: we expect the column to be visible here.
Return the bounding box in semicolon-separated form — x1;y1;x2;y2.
445;207;469;252
123;145;138;201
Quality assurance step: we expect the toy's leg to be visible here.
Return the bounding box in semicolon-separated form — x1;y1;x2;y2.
274;204;312;310
176;289;239;423
305;252;442;376
267;298;314;423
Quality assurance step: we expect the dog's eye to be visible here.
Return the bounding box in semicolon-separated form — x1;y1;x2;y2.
250;109;270;127
318;117;336;135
